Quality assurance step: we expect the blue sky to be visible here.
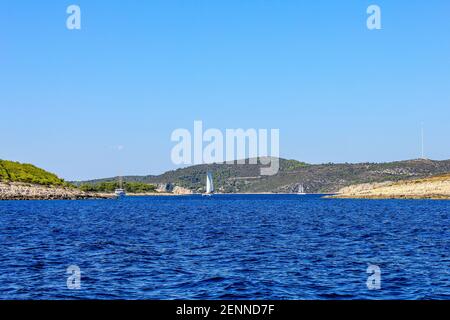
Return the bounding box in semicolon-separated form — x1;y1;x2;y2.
1;1;449;180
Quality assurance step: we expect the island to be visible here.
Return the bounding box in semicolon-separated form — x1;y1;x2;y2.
0;160;113;200
0;159;191;200
2;157;450;200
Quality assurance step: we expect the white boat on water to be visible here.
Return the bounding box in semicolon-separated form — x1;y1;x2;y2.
297;184;306;195
115;176;126;198
115;188;126;197
202;171;214;196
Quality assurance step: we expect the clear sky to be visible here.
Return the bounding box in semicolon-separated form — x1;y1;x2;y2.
1;1;449;180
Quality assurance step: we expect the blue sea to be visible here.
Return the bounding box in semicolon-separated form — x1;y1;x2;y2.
0;195;449;300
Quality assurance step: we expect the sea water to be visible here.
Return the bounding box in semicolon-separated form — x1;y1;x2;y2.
0;195;448;299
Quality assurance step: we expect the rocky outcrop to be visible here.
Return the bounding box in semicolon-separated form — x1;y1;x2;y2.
331;174;450;199
156;183;174;193
155;183;193;195
172;186;193;195
0;182;113;200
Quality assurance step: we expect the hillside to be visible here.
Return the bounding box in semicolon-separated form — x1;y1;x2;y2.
76;158;450;194
332;173;450;199
0;159;67;186
0;159;113;200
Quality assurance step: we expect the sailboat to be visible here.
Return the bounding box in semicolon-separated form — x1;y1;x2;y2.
115;176;126;198
297;183;306;195
202;171;214;196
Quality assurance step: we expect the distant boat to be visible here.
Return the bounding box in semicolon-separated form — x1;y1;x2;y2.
115;188;126;197
115;176;126;198
202;171;214;196
297;184;306;195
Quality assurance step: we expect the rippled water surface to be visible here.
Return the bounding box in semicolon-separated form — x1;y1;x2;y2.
0;195;449;299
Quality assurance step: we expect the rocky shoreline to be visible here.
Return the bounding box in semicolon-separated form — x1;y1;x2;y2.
329;174;450;200
0;182;194;200
0;182;114;200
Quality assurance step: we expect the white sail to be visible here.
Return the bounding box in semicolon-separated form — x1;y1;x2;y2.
206;172;214;194
298;184;305;195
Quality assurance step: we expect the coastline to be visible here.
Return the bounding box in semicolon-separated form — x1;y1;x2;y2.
328;174;450;200
3;181;449;200
0;182;114;200
328;194;450;200
126;192;188;196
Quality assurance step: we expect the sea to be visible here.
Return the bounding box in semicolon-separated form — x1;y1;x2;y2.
0;194;448;300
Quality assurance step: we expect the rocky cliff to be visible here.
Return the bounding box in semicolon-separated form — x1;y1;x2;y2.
0;182;113;200
331;174;450;199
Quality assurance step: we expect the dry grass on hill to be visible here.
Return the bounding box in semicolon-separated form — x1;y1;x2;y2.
333;173;450;200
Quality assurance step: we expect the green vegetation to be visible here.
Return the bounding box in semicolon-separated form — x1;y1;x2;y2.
78;158;450;194
77;159;310;193
79;181;157;193
280;159;309;171
0;159;67;186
